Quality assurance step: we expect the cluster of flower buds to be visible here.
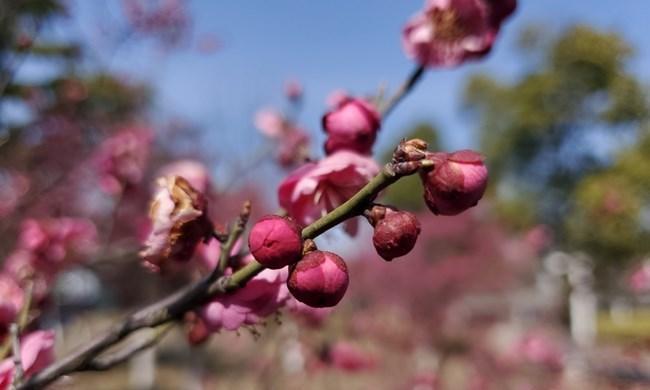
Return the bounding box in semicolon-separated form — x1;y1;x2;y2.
248;215;350;308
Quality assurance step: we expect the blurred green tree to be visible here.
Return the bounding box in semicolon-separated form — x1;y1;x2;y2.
464;25;650;273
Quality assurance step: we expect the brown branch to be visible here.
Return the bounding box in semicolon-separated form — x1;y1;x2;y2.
82;323;174;372
379;65;425;118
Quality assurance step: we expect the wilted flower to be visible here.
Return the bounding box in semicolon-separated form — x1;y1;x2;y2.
0;330;55;388
287;251;349;308
159;159;212;193
278;151;379;235
323;98;381;155
420;150;488;215
199;264;290;331
94;127;152;194
140;176;213;272
402;0;516;67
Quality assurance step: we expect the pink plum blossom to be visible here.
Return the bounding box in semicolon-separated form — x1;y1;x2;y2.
402;0;516;67
322;98;381;155
0;330;55;389
199;264;290;332
194;237;243;273
513;331;564;371
140;176;213;272
93;127;152;194
278;151;379;235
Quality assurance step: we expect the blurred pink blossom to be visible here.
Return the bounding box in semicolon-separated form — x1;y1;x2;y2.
194;238;243;273
629;262;650;294
122;0;190;46
16;217;97;274
513;331;564;371
0;171;30;218
402;0;516;67
93;127;152;194
284;79;303;102
0;275;24;329
286;298;332;327
326;341;376;372
0;330;55;389
254;108;286;138
278;151;379;235
326;89;349;108
199;265;290;332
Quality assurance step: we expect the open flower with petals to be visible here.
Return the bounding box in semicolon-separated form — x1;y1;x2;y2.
402;0;516;67
198;261;290;332
0;330;55;389
140;176;213;272
278;151;379;235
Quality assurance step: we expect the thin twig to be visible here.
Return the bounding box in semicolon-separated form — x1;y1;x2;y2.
9;324;23;389
379;65;425;118
216;201;251;275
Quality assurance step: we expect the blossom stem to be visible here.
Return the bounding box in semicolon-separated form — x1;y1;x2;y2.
20;155;429;390
380;64;425;118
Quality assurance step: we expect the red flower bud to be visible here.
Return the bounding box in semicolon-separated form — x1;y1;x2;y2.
420;150;488;216
323;98;381;155
248;215;303;269
372;210;421;261
287;251;349;308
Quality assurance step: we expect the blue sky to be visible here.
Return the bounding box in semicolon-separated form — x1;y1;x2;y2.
62;1;650;184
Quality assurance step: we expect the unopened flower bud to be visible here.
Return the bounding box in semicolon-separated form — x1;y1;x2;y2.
287;251;349;308
323;98;381;155
420;150;488;216
372;210;421;261
394;138;428;162
248;215;303;269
